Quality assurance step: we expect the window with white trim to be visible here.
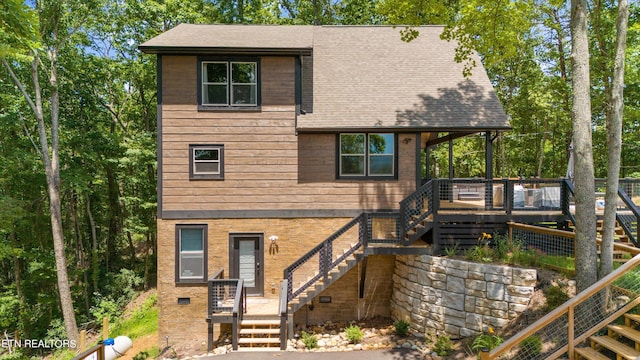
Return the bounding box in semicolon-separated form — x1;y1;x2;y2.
176;225;207;283
189;144;224;180
339;133;396;178
201;61;258;107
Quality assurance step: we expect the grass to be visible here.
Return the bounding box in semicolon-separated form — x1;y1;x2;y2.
49;291;158;360
111;293;158;340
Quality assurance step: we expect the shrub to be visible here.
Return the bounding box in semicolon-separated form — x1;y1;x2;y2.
434;333;452;356
520;335;542;355
444;242;460;257
471;333;503;352
393;319;410;337
301;331;317;349
466;245;493;263
545;286;569;311
345;324;363;343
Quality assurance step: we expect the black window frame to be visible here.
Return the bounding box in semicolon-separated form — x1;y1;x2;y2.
336;133;398;180
175;224;208;284
198;57;261;111
189;144;224;180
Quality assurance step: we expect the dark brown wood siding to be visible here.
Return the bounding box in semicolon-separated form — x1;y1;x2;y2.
160;55;417;213
162;56;197;105
261;57;295;105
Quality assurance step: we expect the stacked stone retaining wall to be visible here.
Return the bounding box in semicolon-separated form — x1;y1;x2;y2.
390;255;537;338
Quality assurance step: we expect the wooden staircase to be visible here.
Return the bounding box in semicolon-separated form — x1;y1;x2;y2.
237;316;282;351
288;248;363;314
404;214;433;243
596;220;635;263
575;313;640;359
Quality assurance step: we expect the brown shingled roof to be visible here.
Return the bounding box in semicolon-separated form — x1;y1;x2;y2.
140;25;509;132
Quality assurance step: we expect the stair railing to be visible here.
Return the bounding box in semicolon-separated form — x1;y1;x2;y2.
615;187;640;246
399;179;434;244
481;253;640;360
283;213;367;302
278;279;288;350
231;279;245;351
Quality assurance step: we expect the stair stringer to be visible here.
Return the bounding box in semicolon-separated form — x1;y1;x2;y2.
288;252;364;314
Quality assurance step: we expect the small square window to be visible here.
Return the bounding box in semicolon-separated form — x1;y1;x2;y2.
190;145;224;180
176;225;208;283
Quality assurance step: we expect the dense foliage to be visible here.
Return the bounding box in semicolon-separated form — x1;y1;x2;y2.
0;0;638;356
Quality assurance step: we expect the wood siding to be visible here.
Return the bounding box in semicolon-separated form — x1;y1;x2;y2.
162;56;197;105
160;55;417;214
261;57;295;105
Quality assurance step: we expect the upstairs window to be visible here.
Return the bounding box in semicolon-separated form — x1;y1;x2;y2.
189;144;224;180
176;225;208;283
201;60;259;107
339;133;396;179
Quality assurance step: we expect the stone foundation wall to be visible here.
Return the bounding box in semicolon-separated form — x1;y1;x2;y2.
390;255;537;338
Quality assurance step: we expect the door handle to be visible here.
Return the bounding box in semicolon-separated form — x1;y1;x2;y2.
257;262;260;274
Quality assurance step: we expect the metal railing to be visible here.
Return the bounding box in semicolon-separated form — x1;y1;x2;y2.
283;213;366;302
399;179;434;243
481;253;640;360
433;178;569;213
367;212;401;245
208;269;246;314
206;269;245;351
568;179;640;246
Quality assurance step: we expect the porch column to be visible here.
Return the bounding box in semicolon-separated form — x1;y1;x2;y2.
485;132;494;209
448;137;453;201
425;144;431;181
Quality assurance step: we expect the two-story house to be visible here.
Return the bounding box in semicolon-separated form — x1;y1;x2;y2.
139;24;510;351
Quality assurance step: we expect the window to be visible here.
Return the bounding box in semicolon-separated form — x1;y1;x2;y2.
176;225;207;283
189;145;224;180
201;60;259;107
339;133;396;178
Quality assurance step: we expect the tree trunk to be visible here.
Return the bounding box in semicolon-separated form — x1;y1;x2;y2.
570;0;598;293
86;194;99;294
600;0;629;279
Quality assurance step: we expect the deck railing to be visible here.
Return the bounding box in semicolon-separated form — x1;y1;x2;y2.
482;223;640;360
207;269;247;314
206;270;245;351
283;213;367;302
508;222;640;262
481;253;640;360
433;178;569;213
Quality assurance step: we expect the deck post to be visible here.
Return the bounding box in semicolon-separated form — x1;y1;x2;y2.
207;319;213;351
485;132;494;210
